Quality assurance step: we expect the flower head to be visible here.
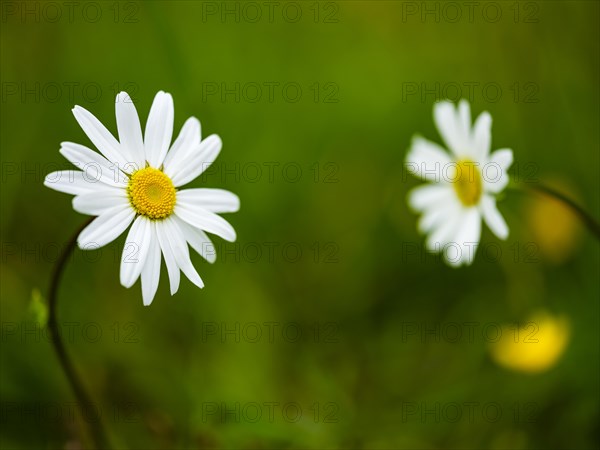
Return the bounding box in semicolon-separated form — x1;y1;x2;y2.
405;100;513;266
44;91;240;305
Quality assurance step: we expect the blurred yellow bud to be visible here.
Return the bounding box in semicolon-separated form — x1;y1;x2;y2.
489;311;570;374
526;179;582;264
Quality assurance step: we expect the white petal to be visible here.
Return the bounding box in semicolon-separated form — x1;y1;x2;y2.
445;207;481;267
176;189;240;214
141;223;161;306
72;105;129;169
155;220;180;295
44;170;113;196
144;91;174;168
434;101;470;158
417;194;462;234
405;135;452;182
72;189;128;215
162;218;204;288
484;148;513;194
488;148;513;169
162;117;201;176
77;204;135;249
425;206;463;252
174;204;236;242
408;184;453;212
170;135;222;187
481;195;509;240
472;111;491;161
120;216;152;288
457;100;471;137
173;216;216;263
115;92;145;170
483;173;509;194
59;142;128;187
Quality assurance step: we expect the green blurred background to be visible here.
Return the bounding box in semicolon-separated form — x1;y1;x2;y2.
1;1;599;449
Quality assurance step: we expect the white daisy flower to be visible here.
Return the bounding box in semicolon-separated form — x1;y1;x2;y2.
405;100;513;266
44;91;240;305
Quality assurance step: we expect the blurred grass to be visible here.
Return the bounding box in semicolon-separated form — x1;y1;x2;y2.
1;1;599;449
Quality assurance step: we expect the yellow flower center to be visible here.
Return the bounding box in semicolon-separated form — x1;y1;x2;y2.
127;167;176;220
452;159;482;206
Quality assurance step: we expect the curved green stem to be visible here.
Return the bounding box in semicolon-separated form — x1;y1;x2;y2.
512;182;600;240
47;218;111;450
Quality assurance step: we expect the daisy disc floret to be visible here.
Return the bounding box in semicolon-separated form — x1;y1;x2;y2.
128;167;177;219
44;91;240;305
405;100;513;266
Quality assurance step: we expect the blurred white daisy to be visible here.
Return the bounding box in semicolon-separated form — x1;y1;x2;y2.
405;100;513;266
44;91;239;305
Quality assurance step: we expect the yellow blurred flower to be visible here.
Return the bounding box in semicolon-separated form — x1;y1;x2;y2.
489;311;570;374
526;179;582;264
